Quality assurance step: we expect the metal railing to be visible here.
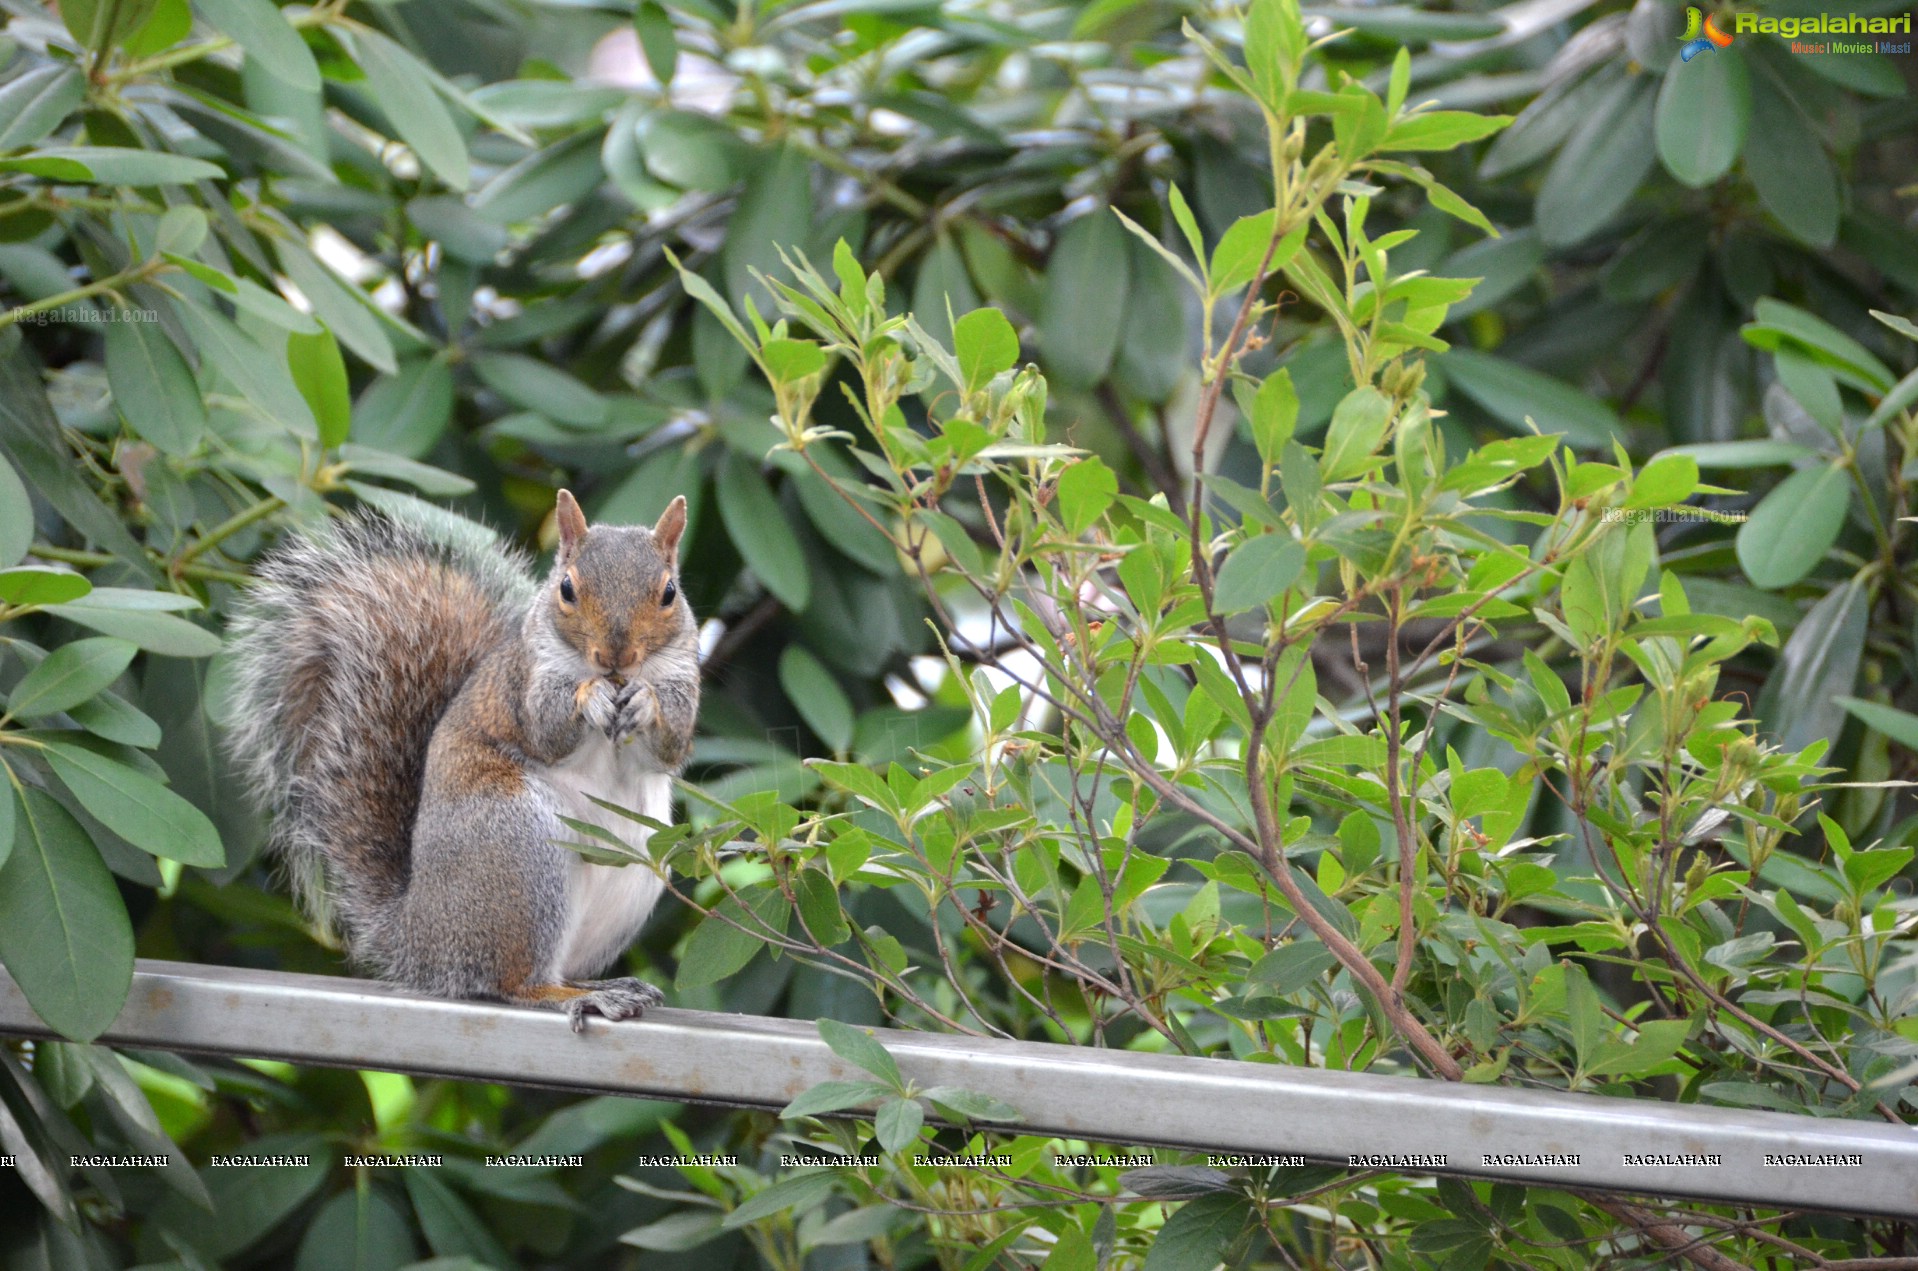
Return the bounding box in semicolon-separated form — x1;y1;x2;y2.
3;960;1914;1217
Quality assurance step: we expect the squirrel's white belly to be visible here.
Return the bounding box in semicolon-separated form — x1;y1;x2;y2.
538;734;669;980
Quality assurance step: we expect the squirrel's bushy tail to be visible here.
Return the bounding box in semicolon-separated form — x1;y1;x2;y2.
225;504;533;961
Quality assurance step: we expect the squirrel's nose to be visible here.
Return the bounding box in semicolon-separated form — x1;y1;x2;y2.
618;647;643;672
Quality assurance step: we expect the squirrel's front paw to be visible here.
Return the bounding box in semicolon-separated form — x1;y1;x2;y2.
576;677;619;735
563;977;664;1033
611;681;658;745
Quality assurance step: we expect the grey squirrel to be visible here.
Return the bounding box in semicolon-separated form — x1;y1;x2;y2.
225;491;699;1031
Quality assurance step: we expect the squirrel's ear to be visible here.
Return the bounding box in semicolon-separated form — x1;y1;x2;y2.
652;495;688;557
555;489;588;561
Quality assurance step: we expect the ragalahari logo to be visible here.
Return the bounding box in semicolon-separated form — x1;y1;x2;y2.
1679;6;1736;59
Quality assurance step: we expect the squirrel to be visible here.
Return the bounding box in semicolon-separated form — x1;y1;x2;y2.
224;490;699;1031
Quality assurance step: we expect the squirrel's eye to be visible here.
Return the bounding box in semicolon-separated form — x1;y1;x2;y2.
661;580;677;608
559;577;576;604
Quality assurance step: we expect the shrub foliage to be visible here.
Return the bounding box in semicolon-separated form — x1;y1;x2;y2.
1;0;1915;1266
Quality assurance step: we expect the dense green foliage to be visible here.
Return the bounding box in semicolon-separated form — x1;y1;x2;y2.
1;0;1916;1266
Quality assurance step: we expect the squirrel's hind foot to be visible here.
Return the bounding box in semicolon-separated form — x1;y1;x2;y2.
561;977;665;1033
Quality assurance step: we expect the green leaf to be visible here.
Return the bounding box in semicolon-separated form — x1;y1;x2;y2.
1535;77;1657;248
1660;440;1818;468
1744;299;1896;393
1564;962;1604;1070
66;690;162;749
780;645;854;753
1209;211;1276;294
717;454;810;611
1042;1228;1096;1271
0;146;222;185
473;353;608;429
1655;48;1749;187
1249;369;1298;466
921;1086;1023;1123
1735;462;1849;589
1319;386;1393;480
295;1187;418;1271
407;195;509;264
473;131;606;226
634;1;678;84
285;330;351;449
675;887;790;991
350;29;470;191
0;454;29;566
1837;697;1918;752
1438;349;1622;448
780;1078;892;1118
790;464;894;575
352;358;455;459
620;1211;726;1252
722;1172;838;1230
1167;183;1206;273
1563;520;1652;647
1212;534;1304;615
70;1043;211;1208
117;0;188;56
1775;348;1841;436
792;867;852;949
1761;579;1865;752
912;236;980;348
229;276;321;335
195;0;321;92
1056;457;1117;536
339;449;475;498
0;787;135;1042
1142;1193;1250;1271
172;297;316;437
722;143;811;310
6;637;137;717
1383;110;1510;152
1040;211;1131;389
150;1132;330;1258
404;1168;515;1269
954;307;1020;392
1309;6;1499;40
277;243;398;375
39;738;225;868
44;602;222;656
469;81;627;130
817;1017;903;1087
761;337;826;384
1866;366;1918;432
1249;939;1337;993
0;65;86;151
1622;454;1698;510
874;1097;924;1151
0;347;152;570
1798;45;1907;96
639;110;742;192
61;0;157;49
1743;71;1838;248
155;206;207;257
1844;845;1912;896
63;587;202;612
0;567;91;606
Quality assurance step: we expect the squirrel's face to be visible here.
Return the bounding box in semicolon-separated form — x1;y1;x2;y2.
548;492;691;680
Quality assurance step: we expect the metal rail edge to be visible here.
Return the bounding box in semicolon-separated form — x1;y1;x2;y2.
2;960;1913;1216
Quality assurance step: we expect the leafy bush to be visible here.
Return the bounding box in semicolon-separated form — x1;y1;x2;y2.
1;0;1915;1266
